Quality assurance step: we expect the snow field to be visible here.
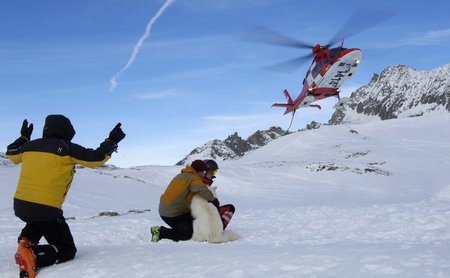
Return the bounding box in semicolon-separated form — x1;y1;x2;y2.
1;114;450;277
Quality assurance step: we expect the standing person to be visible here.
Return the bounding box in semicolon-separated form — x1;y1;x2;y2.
202;159;235;229
151;160;218;242
7;115;126;278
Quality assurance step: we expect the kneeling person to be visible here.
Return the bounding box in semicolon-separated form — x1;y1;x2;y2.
7;115;125;278
151;160;217;242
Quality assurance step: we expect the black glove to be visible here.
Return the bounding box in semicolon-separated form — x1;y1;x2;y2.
210;198;220;210
108;123;126;144
20;119;33;141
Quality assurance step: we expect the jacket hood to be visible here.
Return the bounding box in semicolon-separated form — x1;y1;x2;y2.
42;114;76;141
181;166;197;174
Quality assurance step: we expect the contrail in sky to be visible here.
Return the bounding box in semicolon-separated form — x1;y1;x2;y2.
109;0;175;92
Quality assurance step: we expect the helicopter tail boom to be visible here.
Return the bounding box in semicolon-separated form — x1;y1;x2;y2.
272;89;295;114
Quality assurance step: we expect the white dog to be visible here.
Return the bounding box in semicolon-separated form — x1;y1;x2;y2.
191;187;240;243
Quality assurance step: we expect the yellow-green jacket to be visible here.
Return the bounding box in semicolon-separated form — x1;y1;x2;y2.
159;166;215;217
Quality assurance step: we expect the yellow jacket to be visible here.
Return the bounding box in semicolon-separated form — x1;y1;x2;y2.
7;115;117;220
8;139;111;209
159;166;215;217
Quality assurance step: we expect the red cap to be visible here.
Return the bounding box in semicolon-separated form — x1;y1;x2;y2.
191;160;207;172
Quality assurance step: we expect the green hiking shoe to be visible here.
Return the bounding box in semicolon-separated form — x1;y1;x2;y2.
151;226;161;243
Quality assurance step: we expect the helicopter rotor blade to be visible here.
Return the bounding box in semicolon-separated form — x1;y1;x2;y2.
238;26;315;49
263;53;314;73
326;7;395;47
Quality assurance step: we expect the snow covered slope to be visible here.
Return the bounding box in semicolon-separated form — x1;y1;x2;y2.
1;114;450;277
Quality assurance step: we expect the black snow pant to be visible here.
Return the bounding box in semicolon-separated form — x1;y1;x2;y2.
160;213;194;242
18;216;77;268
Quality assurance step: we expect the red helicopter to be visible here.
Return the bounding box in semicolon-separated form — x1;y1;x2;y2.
240;8;393;128
271;42;361;113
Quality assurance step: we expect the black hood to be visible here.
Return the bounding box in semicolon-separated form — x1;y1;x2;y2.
42;114;76;141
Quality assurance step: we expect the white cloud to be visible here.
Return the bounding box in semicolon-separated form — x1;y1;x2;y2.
134;89;183;100
399;29;450;46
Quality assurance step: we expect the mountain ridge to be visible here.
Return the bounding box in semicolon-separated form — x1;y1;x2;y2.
176;126;287;165
179;63;450;165
330;63;450;124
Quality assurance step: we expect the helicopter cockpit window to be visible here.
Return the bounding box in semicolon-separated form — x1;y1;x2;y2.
329;48;342;59
323;54;329;64
312;62;322;77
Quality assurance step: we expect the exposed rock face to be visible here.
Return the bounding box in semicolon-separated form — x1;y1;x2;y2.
304;121;322;130
247;126;286;147
223;132;253;157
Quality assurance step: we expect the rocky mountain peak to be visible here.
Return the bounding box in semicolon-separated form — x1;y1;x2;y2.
177;126;287;165
223;132;252;156
247;126;285;147
329;63;450;124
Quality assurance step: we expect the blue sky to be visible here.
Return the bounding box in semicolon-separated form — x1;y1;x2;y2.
1;0;450;167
